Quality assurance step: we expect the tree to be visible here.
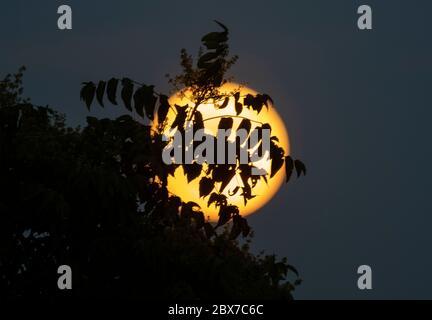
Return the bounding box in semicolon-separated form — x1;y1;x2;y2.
80;21;306;236
0;22;305;299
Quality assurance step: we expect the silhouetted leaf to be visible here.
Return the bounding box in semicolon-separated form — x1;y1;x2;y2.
193;111;204;131
238;164;251;185
183;162;202;182
217;97;229;109
133;86;145;117
134;85;157;120
287;264;299;277
235;102;242;115
262;94;274;109
240;184;255;206
171;104;188;130
219;168;235;193
96;81;106;107
243;94;266;114
121;78;133;111
181;201;201;221
107;78;119;105
243;94;254;107
294;159;306;177
214;20;228;33
201;21;228;49
285;156;294;183
144;86;157;120
211;164;236;193
197;52;219;69
237;118;251;136
230;215;242;240
199;177;213;198
217;205;238;227
270;141;285;178
228;186;240;196
207;193;227;208
218;117;233;131
262;123;272;134
157;94;170;125
80;82;96;110
240;216;250;237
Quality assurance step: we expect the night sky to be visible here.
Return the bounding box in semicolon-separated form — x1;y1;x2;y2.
1;0;431;299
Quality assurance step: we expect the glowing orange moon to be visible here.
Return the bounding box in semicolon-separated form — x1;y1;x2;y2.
160;83;289;221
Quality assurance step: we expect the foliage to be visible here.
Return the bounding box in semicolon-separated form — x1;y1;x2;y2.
1;22;305;299
80;21;306;236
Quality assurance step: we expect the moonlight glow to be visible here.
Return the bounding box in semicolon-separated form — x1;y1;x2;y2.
160;83;289;221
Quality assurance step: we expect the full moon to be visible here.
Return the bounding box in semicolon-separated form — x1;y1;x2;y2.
161;83;289;221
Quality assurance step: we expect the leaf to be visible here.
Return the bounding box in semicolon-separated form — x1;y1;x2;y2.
201;32;227;45
219;167;236;193
144;86;157;120
193;111;204;131
229;215;242;240
243;94;254;107
262;94;274;109
201;21;228;48
198;52;220;68
240;184;255;206
211;164;236;193
121;78;133;111
239;216;251;237
285;156;294;183
243;94;266;114
294;159;307;177
171;104;188;130
235;102;243;115
270;141;285;178
134;85;157;120
218;117;233;131
80;82;96;110
237;118;251;136
238;164;251;185
158;94;170;124
228;186;240;196
183;162;202;183
207;193;227;208
133;86;145;117
181;201;201;219
230;214;250;240
217;97;229;109
287;264;300;277
262;123;272;134
217;205;238;227
199;177;214;198
96;81;106;107
214;20;228;33
107;78;119;105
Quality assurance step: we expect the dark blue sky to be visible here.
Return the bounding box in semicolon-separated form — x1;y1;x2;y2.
2;0;431;299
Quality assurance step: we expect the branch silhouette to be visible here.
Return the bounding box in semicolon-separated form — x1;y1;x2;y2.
1;21;306;300
80;21;307;236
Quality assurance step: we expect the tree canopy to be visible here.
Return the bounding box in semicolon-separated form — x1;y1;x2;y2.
0;22;304;299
